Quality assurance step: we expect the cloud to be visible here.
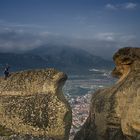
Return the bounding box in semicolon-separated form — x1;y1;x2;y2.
0;28;47;52
0;23;68;52
70;33;140;59
119;35;136;42
0;20;48;32
124;2;137;9
105;4;117;10
94;32;137;43
95;32;116;41
0;22;139;59
105;2;138;10
73;16;87;25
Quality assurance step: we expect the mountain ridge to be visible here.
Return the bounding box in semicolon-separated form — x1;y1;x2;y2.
0;46;114;75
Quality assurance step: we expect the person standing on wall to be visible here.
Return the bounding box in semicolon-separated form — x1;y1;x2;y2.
4;64;10;80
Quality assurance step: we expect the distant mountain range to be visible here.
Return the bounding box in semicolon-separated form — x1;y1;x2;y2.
0;46;114;75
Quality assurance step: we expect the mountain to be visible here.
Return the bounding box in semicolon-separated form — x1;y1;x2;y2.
0;46;114;75
0;53;47;72
29;45;114;74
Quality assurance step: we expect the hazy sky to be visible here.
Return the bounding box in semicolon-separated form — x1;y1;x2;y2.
0;0;139;55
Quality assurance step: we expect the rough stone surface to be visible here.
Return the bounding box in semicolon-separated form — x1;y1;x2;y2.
0;68;72;140
74;47;140;140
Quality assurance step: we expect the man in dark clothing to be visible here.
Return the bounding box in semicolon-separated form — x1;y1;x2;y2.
4;64;10;79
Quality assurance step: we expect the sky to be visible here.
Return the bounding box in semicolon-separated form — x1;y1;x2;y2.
0;0;140;57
